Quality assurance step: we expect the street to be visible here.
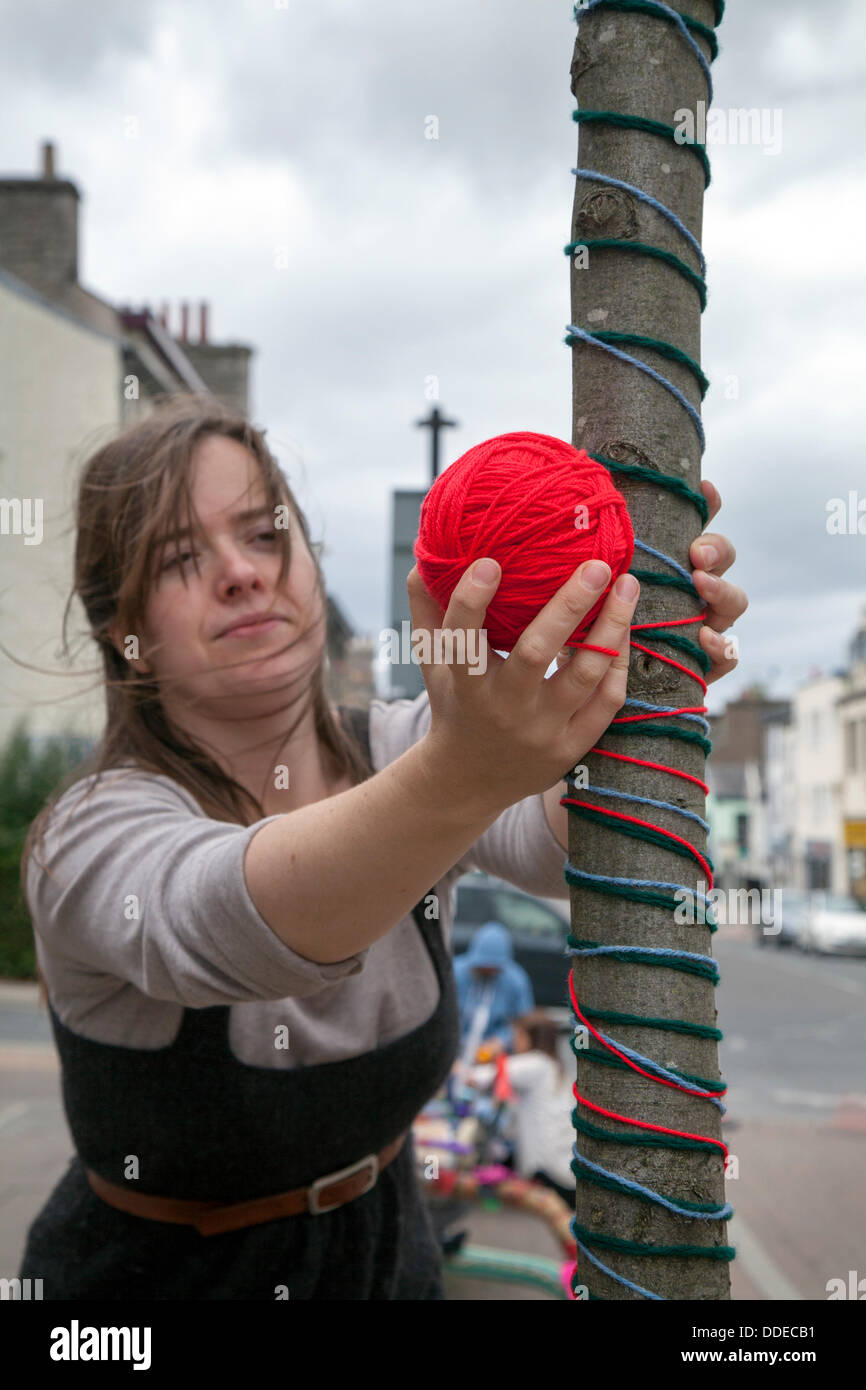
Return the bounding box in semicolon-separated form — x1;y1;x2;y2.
1;929;864;1300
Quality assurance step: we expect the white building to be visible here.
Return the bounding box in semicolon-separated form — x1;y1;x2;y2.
0;142;252;748
705;690;789;893
758;613;866;903
788;674;847;894
0;266;124;745
838;607;866;901
762;706;795;887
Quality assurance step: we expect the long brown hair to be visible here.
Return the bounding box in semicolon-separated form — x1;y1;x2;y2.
514;1009;566;1081
21;392;374;904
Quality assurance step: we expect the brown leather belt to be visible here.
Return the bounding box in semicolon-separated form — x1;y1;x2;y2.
85;1131;408;1237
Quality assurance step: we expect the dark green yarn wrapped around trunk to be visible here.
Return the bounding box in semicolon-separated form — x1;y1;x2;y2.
567;0;731;1300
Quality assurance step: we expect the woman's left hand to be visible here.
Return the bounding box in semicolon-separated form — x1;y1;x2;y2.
690;479;749;685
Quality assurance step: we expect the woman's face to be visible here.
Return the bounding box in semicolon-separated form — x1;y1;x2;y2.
127;434;325;719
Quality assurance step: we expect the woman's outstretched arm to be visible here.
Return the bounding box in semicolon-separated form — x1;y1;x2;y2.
244;554;637;963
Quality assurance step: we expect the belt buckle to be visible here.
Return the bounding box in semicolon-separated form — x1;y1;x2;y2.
308;1153;379;1215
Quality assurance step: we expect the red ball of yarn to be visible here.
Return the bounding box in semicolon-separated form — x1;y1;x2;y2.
413;431;634;653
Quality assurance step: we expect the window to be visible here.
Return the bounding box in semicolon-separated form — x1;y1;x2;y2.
488;891;567;941
455;883;568;942
455;886;497;925
846;722;857;772
808;858;830;891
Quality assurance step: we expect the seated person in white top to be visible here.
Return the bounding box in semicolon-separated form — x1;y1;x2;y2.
468;1009;576;1205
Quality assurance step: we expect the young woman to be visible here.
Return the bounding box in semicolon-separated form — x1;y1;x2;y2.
17;393;745;1300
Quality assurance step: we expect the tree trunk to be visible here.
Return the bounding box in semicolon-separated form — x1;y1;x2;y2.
567;0;731;1299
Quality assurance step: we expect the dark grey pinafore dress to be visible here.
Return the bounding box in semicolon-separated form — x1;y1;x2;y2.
18;706;461;1300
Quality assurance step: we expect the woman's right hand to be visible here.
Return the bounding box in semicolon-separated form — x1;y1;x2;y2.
406;557;639;811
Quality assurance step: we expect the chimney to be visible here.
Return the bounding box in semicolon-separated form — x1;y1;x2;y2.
181;322;254;418
0;140;80;288
158;301;170;331
179;301;189;342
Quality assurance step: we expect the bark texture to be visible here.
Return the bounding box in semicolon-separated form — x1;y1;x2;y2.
569;1;731;1300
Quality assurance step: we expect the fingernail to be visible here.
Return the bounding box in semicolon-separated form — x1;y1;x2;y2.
581;560;611;590
697;544;718;567
614;573;639;600
472;558;499;585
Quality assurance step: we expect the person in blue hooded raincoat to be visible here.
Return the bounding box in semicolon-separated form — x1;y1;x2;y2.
452;922;534;1056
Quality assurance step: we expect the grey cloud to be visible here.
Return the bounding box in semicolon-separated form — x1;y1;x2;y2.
1;0;865;705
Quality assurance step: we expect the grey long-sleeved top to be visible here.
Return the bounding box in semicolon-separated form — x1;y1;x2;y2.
27;691;569;1068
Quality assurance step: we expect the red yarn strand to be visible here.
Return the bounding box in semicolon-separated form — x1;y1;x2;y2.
611;706;707;724
631;614;705;632
562;795;714;888
569;973;725;1100
587;747;710;795
572;1087;728;1158
630;640;708;692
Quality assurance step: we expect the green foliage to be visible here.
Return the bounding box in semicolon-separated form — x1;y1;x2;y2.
0;721;92;978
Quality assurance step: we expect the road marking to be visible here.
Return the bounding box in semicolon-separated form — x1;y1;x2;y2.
832;977;866;996
728;1211;804;1301
730;942;866;997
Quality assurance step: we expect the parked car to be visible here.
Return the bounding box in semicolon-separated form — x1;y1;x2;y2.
450;872;571;1007
799;893;866;956
753;887;811;948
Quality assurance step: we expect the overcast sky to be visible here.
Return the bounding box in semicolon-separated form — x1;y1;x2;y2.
3;0;865;713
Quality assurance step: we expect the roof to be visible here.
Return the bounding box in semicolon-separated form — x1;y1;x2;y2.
118;309;210;393
0;262;210;395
